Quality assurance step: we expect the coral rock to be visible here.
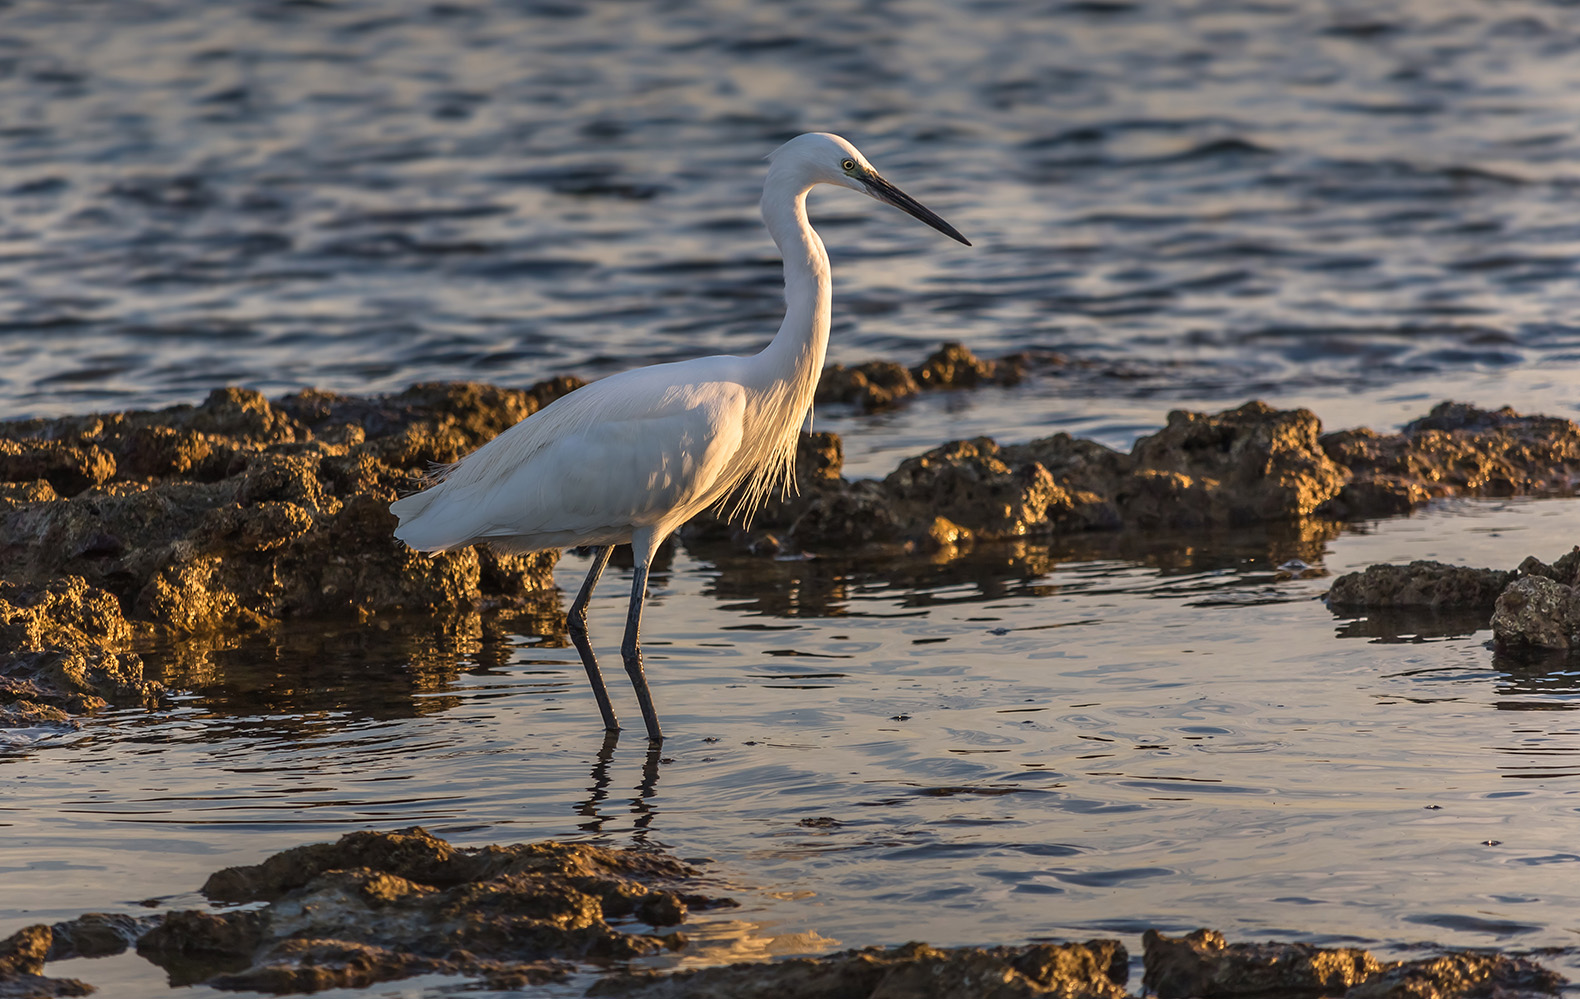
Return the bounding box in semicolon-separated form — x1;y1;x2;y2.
139;828;729;995
1492;575;1580;650
1327;562;1515;610
1132;402;1346;524
1143;928;1381;998
591;939;1130;999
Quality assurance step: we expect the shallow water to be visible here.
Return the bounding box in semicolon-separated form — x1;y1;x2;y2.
5;497;1580;996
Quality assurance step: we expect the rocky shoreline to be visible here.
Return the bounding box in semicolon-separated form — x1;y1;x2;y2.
1;827;1564;998
4;350;1579;995
3;344;1579;729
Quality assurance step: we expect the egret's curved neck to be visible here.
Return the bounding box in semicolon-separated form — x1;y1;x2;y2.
758;176;831;393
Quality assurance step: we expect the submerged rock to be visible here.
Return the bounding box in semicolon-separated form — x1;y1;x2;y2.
47;914;156;962
206;939;568;995
134;827;733;994
590;939;1130;999
1142;928;1563;999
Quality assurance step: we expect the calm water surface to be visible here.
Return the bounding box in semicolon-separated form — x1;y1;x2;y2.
6;498;1580;997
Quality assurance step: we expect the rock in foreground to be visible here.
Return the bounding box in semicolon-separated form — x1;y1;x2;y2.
590;939;1130;999
1143;928;1563;999
0;924;92;998
135;827;735;993
1492;574;1580;650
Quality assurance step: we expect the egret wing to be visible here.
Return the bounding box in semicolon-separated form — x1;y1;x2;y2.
392;367;749;552
470;397;747;547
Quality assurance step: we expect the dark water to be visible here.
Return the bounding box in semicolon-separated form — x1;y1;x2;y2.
4;0;1580;455
7;2;1580;995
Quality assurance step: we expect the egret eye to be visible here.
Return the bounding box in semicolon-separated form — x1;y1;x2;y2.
841;158;856;172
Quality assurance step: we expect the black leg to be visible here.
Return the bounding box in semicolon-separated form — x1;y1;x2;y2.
568;546;619;732
620;562;664;742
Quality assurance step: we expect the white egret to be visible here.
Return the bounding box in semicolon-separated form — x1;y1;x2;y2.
390;132;970;742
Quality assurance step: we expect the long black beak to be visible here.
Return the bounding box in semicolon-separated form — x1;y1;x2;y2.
863;173;971;246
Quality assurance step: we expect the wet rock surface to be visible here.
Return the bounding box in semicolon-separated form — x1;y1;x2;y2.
1327;562;1517;611
1322;403;1580;517
0;382;573;634
1329;547;1580;651
1143;929;1380;998
1142;928;1563;999
695;399;1580;556
45;914;154;962
0;925;92;999
1346;952;1567;999
1492;548;1580;649
590;939;1131;999
815;342;1025;411
0;382;576;726
133;827;733;993
0;576;161;729
1492;574;1580;651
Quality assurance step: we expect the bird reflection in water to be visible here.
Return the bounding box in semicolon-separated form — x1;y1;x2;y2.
575;731;663;839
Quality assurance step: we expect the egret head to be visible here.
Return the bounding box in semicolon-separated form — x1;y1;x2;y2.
768;132;971;246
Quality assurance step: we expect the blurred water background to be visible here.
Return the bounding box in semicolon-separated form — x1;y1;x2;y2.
5;1;1580;996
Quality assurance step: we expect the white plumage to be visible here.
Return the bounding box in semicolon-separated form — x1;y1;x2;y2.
391;356;754;551
390;132;969;741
